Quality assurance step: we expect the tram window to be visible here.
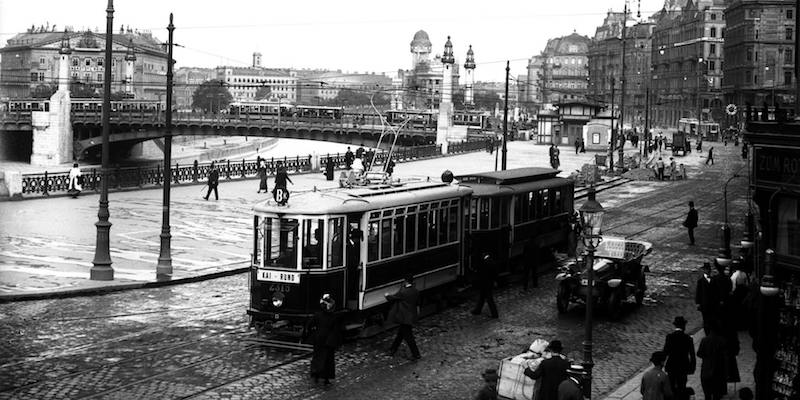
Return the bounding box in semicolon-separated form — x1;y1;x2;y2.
380;219;392;259
405;214;416;253
553;189;562;214
418;211;429;250
448;205;458;241
470;199;478;230
302;219;324;269
393;216;405;256
541;190;550;217
490;198;501;229
479;199;490;229
327;217;344;268
265;218;298;269
438;206;448;244
429;208;439;248
367;221;379;262
500;199;509;226
530;191;540;220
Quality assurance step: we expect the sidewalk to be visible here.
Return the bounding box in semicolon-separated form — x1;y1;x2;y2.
604;328;756;400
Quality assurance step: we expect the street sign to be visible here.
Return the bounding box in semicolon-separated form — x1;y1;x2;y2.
273;187;290;205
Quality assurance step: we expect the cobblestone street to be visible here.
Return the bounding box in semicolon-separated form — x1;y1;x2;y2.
0;142;750;400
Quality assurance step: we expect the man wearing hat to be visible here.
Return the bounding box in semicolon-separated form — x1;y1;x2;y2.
473;368;499;400
471;252;499;318
557;365;585;400
641;351;673;400
695;262;717;334
524;340;570;400
663;316;696;400
386;274;421;360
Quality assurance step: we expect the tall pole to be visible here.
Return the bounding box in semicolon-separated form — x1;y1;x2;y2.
619;2;628;169
609;78;615;172
157;13;175;279
796;0;799;118
91;0;115;281
644;87;650;155
502;61;510;170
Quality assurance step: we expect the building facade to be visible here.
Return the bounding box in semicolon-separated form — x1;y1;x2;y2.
532;32;591;105
400;30;460;110
723;0;797;120
651;0;726;129
173;67;216;110
523;55;544;110
295;71;392;105
215;66;297;102
0;26;168;100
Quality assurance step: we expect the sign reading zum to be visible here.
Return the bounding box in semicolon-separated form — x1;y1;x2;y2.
755;147;800;187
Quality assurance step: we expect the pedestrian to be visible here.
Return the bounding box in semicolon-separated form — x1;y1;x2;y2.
385;274;421;360
324;157;335;181
729;261;750;330
697;138;703;152
355;145;365;160
473;368;499;400
549;143;556;168
669;157;677;180
471;252;499;318
272;161;294;194
307;294;342;385
351;156;364;176
524;340;569;400
706;147;714;165
557;365;585;400
683;201;698;245
203;161;219;200
695;262;716;334
257;158;269;193
386;157;395;177
67;162;83;198
552;144;561;169
574;137;580;155
344;146;354;169
663;316;696;400
697;321;728;400
641;351;673;400
656;157;665;181
365;148;375;170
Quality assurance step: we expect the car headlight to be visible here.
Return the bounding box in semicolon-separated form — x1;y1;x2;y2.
272;292;285;308
607;278;622;288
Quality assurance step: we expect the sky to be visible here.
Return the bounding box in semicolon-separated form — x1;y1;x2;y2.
0;0;667;82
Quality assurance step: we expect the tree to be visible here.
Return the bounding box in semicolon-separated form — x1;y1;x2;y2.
328;88;389;107
31;84;56;99
254;86;271;101
70;82;99;98
192;79;233;113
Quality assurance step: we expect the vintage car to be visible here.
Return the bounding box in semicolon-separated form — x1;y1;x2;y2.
555;237;652;320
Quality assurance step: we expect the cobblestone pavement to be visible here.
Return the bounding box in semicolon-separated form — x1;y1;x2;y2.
0;143;747;399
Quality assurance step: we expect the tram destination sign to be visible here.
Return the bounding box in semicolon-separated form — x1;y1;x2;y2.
755;147;800;188
257;269;300;284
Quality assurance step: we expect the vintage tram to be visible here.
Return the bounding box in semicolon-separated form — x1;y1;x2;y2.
248;168;574;338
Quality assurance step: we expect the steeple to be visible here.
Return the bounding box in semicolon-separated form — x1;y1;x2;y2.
464;45;475;70
59;30;71;55
441;36;454;64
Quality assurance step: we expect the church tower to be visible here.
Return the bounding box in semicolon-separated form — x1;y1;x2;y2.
464;45;476;107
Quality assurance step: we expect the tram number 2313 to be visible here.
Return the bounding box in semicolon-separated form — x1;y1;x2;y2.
273;187;290;205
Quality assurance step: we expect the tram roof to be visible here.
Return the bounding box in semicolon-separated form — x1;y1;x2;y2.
456;167;560;185
460;177;573;197
253;180;472;216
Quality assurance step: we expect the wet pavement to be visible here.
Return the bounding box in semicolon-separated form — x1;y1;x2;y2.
0;141;750;399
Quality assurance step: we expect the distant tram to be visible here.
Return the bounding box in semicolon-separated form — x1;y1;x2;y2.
248;167;573;338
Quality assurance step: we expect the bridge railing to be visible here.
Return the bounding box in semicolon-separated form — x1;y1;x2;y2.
19;144;451;197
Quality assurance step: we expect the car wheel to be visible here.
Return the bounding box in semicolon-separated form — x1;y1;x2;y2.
556;284;570;314
607;289;623;320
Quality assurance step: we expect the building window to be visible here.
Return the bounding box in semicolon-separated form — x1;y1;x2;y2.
71;72;78;81
710;27;717;37
788;9;794;19
709;60;716;71
747;48;753;61
97;58;103;67
754;73;759;84
787;27;794;40
745;70;752;84
84;72;91;82
710;43;716;55
39;57;45;65
787;49;794;63
85;58;91;67
710;13;717;20
30;72;38;82
38;72;45;81
72;58;78;67
97;73;103;81
785;70;793;85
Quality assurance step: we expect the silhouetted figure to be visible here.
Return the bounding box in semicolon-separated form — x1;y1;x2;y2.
471;253;499;318
760;102;769;121
307;294;342;385
203;161;219;200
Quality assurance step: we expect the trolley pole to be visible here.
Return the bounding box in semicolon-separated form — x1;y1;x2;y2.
608;78;615;172
618;1;628;170
644;87;650;156
157;13;175;279
91;0;115;281
502;61;509;170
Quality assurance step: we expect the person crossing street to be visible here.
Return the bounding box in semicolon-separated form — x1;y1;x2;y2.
471;252;499;318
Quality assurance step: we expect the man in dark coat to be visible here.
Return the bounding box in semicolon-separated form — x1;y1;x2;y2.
695;262;717;334
355;145;365;160
705;147;714;165
640;351;673;400
344;147;354;169
203;161;219;200
662;316;696;400
386;274;421;359
684;201;698;245
471;252;499;318
557;365;585;400
697;321;728;400
308;294;342;385
273;162;294;191
525;340;570;400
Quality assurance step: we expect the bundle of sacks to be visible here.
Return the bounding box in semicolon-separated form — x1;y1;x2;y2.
498;339;550;400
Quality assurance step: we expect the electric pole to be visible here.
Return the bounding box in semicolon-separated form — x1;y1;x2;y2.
157;13;175;279
619;1;628;170
609;77;615;172
502;60;509;171
644;87;650;156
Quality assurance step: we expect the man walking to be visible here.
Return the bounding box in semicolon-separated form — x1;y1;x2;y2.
695;262;717;334
471;252;499;318
203;161;220;200
386;274;421;360
663;316;696;400
697;321;728;400
641;351;673;400
557;365;585;400
683;201;698;245
524;340;569;400
706;147;715;165
656;157;666;181
344;146;354;169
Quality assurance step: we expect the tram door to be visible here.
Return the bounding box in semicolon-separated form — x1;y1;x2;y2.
345;215;362;310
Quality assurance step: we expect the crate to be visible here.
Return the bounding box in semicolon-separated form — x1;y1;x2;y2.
593;237;653;262
497;356;537;400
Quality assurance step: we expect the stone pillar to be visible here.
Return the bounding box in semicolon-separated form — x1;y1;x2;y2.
437;36;455;154
58;53;70;92
30;90;72;166
465;67;474;106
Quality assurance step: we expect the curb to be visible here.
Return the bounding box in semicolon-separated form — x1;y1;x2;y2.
0;263;249;303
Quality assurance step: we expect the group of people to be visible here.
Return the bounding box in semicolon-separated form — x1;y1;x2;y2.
654;157;684;181
573;138;586;154
340;146;396;187
201;158;293;201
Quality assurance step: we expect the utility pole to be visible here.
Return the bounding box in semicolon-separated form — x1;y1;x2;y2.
795;0;799;118
644;87;650;155
609;77;615;172
157;13;175;279
502;60;509;170
619;1;628;170
91;0;115;281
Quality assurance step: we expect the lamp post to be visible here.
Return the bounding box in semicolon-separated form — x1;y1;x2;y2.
579;187;605;399
156;13;175;279
717;174;746;267
91;0;115;281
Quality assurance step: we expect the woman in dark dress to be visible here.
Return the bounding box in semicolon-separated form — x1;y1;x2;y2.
257;158;269;193
308;294;342;384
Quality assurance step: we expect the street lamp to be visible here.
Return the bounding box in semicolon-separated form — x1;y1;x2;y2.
156;13;175;280
579;187;604;399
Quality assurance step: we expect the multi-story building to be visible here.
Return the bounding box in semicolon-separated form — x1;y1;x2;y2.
723;0;797;118
295;71;392;105
651;0;726;129
524;55;545;110
532;32;591;105
173;67;215;110
215;65;297;102
0;25;167;99
627;22;656;128
588;11;627;106
400;30;460;110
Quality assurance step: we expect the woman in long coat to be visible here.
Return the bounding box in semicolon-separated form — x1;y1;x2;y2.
256;158;269;193
67;163;83;198
308;294;342;384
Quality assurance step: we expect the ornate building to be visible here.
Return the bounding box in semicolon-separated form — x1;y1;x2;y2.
723;0;797;119
529;32;591;105
174;67;216;110
399;30;460;110
0;25;168;99
215;65;297;102
295;71;392;105
650;0;726;129
523;55;544;110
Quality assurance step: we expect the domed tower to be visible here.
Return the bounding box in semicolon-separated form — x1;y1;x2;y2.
410;30;432;68
464;45;476;107
57;30;72;92
124;38;137;97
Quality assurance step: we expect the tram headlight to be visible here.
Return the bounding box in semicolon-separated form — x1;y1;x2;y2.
272;292;285;308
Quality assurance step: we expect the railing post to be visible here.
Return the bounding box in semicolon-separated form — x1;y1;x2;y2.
42;171;49;196
92;169;98;192
156;164;162;186
240;159;244;179
174;163;180;184
193;160;199;183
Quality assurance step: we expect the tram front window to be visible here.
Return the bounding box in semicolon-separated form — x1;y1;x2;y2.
265;218;299;269
302;219;324;269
